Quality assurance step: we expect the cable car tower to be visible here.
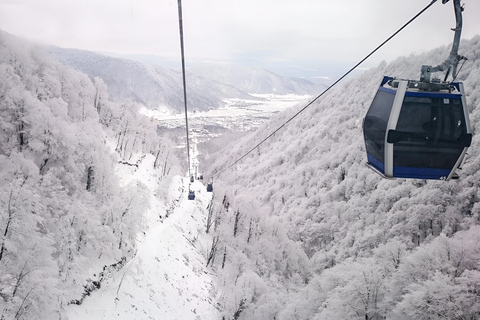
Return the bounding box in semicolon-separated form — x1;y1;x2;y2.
363;0;472;180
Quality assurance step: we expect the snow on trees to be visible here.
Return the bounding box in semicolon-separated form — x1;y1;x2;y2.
0;30;180;318
1;26;480;319
204;35;480;319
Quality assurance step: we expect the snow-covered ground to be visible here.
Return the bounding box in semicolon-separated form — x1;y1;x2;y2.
66;155;219;320
65;94;310;319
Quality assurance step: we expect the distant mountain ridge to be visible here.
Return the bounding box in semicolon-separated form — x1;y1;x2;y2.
46;46;324;113
189;64;326;95
46;46;223;112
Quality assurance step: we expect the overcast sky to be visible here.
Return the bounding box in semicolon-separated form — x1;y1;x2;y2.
0;0;479;79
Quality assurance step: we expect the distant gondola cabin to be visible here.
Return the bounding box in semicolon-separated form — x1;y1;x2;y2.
206;183;213;192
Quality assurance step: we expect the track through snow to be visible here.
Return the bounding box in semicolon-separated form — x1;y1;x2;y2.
66;155;219;320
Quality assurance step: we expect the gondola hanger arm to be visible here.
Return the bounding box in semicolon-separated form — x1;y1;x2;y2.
421;0;466;82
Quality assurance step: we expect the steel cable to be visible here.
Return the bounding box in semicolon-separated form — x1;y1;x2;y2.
213;0;439;177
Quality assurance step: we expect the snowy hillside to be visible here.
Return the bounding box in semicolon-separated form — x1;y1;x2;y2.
202;36;480;319
46;46;323;113
3;22;480;319
66;159;219;320
0;29;207;319
46;46;224;112
190;65;326;95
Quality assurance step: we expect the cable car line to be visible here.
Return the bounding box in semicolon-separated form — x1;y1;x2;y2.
363;0;472;180
177;0;196;198
177;0;191;179
213;0;440;177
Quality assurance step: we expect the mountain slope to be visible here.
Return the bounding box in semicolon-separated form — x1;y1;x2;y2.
66;162;219;320
46;46;225;112
190;65;326;95
202;36;480;319
0;29;192;319
46;47;323;114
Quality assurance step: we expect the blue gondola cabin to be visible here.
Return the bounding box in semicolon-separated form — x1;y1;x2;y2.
363;76;472;180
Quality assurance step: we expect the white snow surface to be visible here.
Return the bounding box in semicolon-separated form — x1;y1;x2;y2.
66;154;219;320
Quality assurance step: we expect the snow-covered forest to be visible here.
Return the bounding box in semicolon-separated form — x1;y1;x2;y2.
1;25;480;319
202;35;480;319
0;30;182;318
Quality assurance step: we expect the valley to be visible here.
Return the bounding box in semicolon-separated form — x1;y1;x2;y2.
141;93;312;141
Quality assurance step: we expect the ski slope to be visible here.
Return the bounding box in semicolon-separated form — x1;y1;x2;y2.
66;154;219;319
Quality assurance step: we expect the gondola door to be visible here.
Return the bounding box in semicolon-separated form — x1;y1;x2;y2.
384;80;408;178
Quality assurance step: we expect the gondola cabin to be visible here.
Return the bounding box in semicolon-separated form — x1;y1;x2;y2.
188;190;195;200
206;183;213;192
363;76;472;180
